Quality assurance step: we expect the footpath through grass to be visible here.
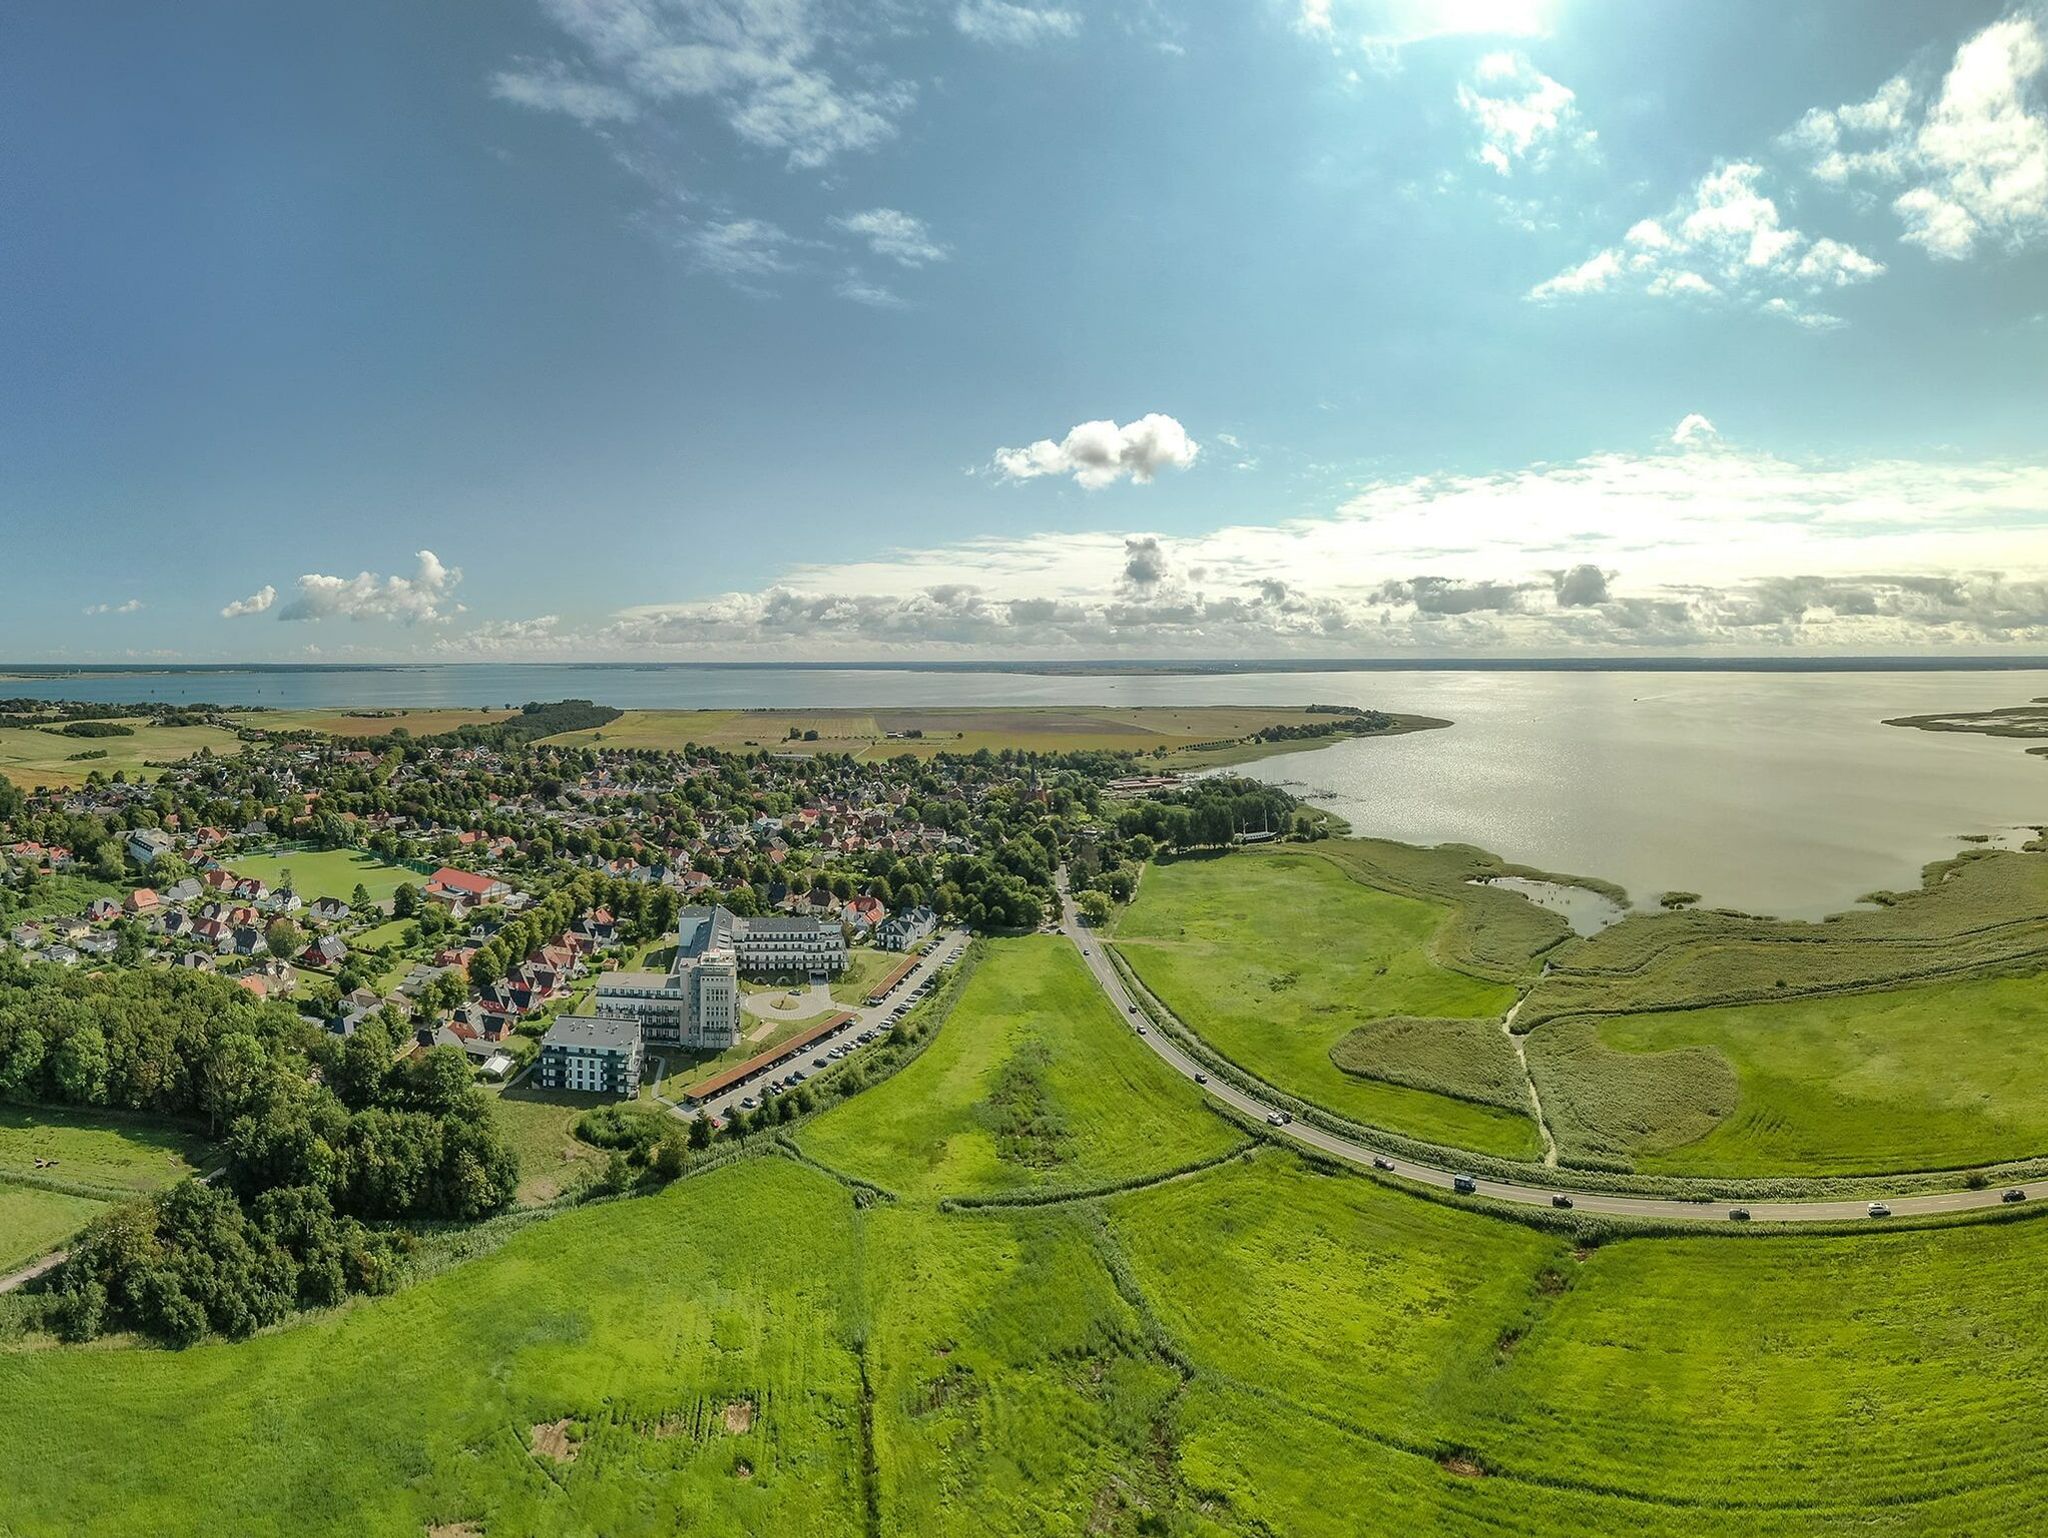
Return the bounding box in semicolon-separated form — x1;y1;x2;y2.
797;934;1245;1199
1112;849;1540;1157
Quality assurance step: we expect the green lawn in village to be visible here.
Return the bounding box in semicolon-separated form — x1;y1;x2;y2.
226;848;424;906
828;946;904;1004
798;935;1247;1199
1111;850;1540;1157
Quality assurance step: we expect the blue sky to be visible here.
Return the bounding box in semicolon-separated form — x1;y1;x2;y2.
4;0;2046;661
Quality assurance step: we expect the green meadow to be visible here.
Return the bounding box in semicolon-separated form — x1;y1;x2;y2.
1532;970;2048;1175
228;847;423;906
798;935;1246;1199
0;1107;215;1272
1111;850;1540;1157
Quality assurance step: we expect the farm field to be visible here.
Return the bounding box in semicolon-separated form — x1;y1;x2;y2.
1530;971;2048;1175
7;1145;2048;1532
0;718;244;790
1111;849;1542;1157
797;934;1247;1198
234;707;515;737
536;705;1440;764
227;848;424;906
0;1106;214;1194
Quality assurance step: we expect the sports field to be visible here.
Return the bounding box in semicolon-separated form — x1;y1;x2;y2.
1111;849;1541;1156
798;935;1247;1198
536;705;1439;765
227;848;424;905
0;718;244;789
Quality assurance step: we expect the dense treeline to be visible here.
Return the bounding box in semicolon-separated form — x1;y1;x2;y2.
0;957;518;1345
1111;776;1311;851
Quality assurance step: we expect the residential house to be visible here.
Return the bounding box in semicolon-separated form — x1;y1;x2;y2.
124;888;159;916
426;867;510;907
877;906;938;952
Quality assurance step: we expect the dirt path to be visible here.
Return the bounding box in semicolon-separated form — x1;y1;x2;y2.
1500;997;1558;1167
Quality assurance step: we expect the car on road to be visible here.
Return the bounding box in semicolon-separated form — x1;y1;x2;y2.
1452;1174;1477;1195
1127;1004;1138;1014
1550;1193;1573;1209
1371;1156;1394;1172
740;1096;756;1109
1134;1024;1147;1036
1193;1072;1208;1085
1265;1111;1287;1127
1728;1207;1751;1221
1867;1202;1892;1218
814;1057;830;1069
2004;1187;2028;1203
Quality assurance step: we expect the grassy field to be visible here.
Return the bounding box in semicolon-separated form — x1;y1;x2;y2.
233;708;515;737
829;947;903;1004
1111;849;1541;1156
0;1106;214;1194
9;1146;2048;1532
0;873;125;922
227;848;424;905
537;705;1436;765
1531;971;2048;1175
489;1088;611;1205
0;718;244;790
798;935;1246;1199
0;1186;107;1274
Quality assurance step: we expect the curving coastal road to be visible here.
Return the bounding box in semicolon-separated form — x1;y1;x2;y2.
1055;881;2034;1227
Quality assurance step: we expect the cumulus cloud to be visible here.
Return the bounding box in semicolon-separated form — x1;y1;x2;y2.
833;208;949;266
1457;52;1593;175
994;414;1200;488
276;551;464;625
954;0;1080;46
1121;536;1170;588
1671;412;1719;447
82;598;144;616
489;0;912;171
220;586;278;619
1530;161;1883;325
1552;564;1609;606
1783;12;2048;259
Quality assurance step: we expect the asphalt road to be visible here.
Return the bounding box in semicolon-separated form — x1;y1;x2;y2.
672;929;974;1126
1055;884;2032;1227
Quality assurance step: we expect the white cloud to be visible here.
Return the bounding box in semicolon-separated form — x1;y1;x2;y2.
1670;413;1718;448
1530;161;1883;324
954;0;1080;46
688;218;794;279
276;551;464;625
493;0;911;171
81;599;143;616
833;208;949;266
220;586;278;619
1457;52;1593;175
836;272;906;308
1783;13;2048;260
1300;0;1552;64
993;413;1200;488
490;58;641;125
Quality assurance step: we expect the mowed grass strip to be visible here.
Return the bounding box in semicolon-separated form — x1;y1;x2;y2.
797;935;1244;1199
1112;850;1539;1156
0;1185;108;1273
0;1157;870;1537
0;1106;213;1194
1535;970;2048;1176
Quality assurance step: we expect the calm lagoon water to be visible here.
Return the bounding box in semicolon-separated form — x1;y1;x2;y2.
5;664;2041;918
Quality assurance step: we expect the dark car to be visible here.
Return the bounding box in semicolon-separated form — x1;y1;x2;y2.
1193;1072;1208;1085
1550;1193;1574;1209
2005;1187;2028;1203
1453;1174;1477;1195
1728;1207;1751;1221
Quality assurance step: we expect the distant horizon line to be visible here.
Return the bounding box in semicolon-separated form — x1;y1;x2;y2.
5;655;2048;678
